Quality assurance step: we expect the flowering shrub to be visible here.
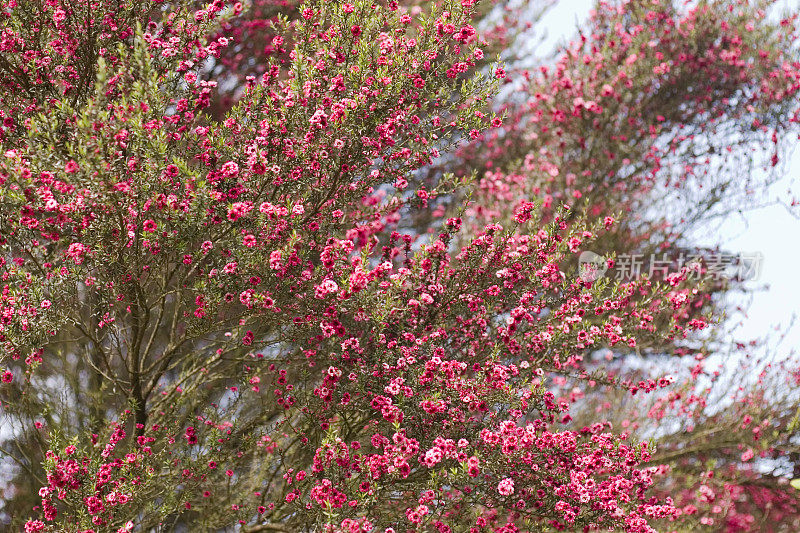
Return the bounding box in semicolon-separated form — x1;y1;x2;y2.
1;0;800;531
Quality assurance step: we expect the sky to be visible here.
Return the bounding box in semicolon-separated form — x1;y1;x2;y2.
537;0;800;359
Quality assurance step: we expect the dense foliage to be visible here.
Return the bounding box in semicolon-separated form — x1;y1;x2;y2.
1;0;800;531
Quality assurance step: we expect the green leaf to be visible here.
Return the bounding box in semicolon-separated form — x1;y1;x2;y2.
791;479;800;490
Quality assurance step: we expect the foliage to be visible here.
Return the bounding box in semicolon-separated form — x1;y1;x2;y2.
1;0;800;531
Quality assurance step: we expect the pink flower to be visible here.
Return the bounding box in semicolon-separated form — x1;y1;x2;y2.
227;201;253;221
221;161;239;176
66;243;87;264
498;477;514;496
24;520;46;532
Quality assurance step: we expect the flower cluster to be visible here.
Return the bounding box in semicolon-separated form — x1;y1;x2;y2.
1;0;800;531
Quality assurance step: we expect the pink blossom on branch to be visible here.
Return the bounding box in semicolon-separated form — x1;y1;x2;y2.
0;0;799;531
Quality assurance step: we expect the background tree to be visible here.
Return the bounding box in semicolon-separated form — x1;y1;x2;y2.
1;0;800;531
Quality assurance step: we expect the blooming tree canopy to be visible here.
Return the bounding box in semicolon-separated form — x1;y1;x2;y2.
1;0;800;531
